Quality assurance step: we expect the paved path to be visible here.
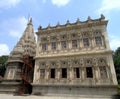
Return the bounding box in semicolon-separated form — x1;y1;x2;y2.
0;94;113;99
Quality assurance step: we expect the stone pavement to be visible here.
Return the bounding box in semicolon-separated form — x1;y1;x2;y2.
0;94;112;99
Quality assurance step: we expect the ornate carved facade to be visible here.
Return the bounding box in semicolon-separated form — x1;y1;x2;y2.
33;15;117;86
0;15;118;96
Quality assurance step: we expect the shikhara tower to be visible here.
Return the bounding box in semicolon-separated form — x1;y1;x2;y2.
0;15;118;97
0;18;36;94
5;18;36;79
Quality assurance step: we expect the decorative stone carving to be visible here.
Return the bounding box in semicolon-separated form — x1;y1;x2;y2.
2;15;118;96
6;15;118;88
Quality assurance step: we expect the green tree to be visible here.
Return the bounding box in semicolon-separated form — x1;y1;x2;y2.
0;55;8;77
0;55;8;66
113;47;120;84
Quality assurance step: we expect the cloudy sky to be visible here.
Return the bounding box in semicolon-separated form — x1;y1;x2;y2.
0;0;120;56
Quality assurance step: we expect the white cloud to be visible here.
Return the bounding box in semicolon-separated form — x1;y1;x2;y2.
0;0;21;9
2;16;28;38
0;44;10;56
51;0;70;7
98;0;120;14
109;35;120;51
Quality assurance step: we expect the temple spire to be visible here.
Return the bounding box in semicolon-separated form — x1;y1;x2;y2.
27;17;33;25
7;17;36;64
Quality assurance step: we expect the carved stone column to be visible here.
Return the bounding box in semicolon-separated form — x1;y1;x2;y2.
33;61;40;83
68;60;74;81
91;37;95;48
57;41;61;50
45;68;48;80
93;66;99;83
46;61;50;81
47;42;51;52
79;38;83;49
69;66;74;81
57;68;60;81
81;67;85;82
56;60;61;81
69;40;72;49
106;65;112;83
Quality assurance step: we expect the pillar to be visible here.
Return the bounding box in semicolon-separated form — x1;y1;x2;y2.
33;61;40;83
81;67;85;81
56;60;61;81
46;61;50;81
69;67;74;81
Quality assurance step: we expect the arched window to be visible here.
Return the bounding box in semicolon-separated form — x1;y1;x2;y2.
95;37;102;45
61;68;67;78
50;68;55;78
40;69;45;79
72;40;77;48
83;38;89;47
42;43;47;51
74;68;80;78
61;41;67;49
99;66;107;78
51;42;57;50
86;67;93;78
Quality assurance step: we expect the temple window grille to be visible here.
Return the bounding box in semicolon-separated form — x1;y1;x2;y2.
95;37;102;45
50;69;55;78
42;43;47;51
61;41;67;49
72;40;78;48
83;38;89;47
40;69;45;79
74;68;80;78
99;66;107;78
86;67;93;78
62;68;67;78
51;42;57;50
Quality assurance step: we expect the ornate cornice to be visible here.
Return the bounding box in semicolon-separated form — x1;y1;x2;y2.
34;50;112;59
36;14;108;35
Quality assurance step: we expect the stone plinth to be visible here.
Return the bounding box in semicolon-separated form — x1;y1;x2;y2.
32;84;117;97
0;80;21;94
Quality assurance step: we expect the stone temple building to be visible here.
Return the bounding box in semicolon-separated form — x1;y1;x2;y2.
0;15;118;98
